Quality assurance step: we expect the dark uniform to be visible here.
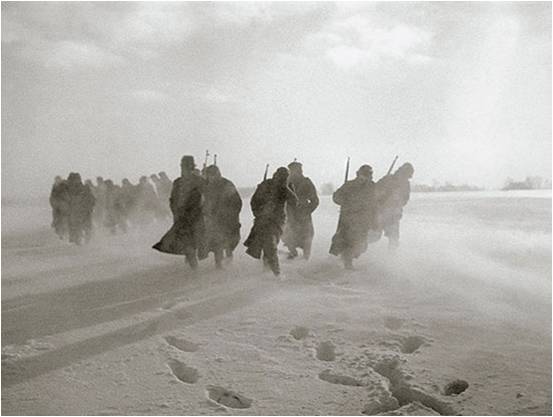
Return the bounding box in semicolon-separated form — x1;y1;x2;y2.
93;177;107;228
204;165;242;269
329;165;377;269
104;180;127;234
375;163;414;250
153;156;207;270
49;176;69;239
120;178;138;227
244;167;298;276
282;161;319;260
136;176;159;224
66;172;95;245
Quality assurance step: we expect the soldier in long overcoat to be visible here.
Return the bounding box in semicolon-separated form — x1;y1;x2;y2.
153;156;207;270
375;163;414;250
203;165;242;269
244;167;298;276
282;161;319;260
329;165;377;269
66;172;95;245
50;176;70;239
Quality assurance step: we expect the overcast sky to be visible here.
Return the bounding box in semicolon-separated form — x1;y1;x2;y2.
2;2;551;197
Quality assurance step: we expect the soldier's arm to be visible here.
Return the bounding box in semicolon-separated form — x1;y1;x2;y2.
306;179;319;213
285;185;298;207
402;182;411;206
250;183;265;217
227;183;243;213
332;183;347;206
49;188;56;207
169;180;179;216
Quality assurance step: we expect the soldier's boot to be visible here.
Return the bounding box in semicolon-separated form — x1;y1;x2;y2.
84;228;92;244
185;250;199;271
302;241;312;260
262;254;271;272
342;252;354;270
287;247;298;260
214;249;224;270
269;257;281;276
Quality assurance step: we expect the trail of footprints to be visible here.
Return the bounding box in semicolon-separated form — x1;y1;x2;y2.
159;318;467;414
162;335;253;410
295;319;467;416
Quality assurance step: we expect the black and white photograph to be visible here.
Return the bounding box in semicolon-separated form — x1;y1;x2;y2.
1;1;551;415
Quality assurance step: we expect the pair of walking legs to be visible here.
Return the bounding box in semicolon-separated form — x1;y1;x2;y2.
262;235;280;276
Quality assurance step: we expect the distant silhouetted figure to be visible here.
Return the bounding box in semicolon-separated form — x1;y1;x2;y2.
157;171;173;218
135;176;159;224
153;156;208;270
204;165;242;269
150;173;171;220
329;165;377;269
120;178;138;227
93;177;107;228
244;167;298;276
66;172;95;245
49;176;69;239
376;162;414;250
282;161;319;260
104;180;127;234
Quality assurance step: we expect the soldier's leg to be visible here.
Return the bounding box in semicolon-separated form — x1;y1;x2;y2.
287;247;298;259
225;248;233;259
302;237;312;260
341;249;353;270
263;235;280;276
385;221;400;251
214;247;224;270
84;225;92;243
184;248;199;271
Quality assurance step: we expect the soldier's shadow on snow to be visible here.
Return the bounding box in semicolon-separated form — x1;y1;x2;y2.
2;262;208;346
2;274;274;388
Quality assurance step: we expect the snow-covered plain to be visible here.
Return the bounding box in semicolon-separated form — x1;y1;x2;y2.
2;191;551;415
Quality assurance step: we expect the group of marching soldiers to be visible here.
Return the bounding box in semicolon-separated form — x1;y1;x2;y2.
153;154;414;275
49;172;173;244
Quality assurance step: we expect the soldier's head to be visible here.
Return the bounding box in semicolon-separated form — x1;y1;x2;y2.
159;171;168;180
288;161;303;178
96;176;104;185
180;155;196;176
105;179;114;188
67;172;82;185
84;179;93;187
54;175;63;185
139;176;148;184
273;167;289;186
122;178;131;186
356;165;373;181
150;174;159;182
397;163;414;179
205;165;221;182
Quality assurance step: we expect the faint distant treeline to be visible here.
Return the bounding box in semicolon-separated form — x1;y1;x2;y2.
411;182;483;193
238;183;336;198
502;176;552;191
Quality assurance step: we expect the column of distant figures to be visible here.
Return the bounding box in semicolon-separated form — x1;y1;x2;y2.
49;172;173;245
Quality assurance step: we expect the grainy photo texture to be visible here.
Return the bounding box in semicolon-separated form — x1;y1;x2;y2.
1;2;551;416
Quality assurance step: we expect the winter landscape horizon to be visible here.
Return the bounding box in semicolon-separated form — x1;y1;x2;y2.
2;1;551;416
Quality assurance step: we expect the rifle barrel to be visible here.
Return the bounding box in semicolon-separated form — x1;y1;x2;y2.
387;155;399;176
344;157;350;184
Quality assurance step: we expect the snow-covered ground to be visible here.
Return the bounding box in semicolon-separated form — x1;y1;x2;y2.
2;191;551;415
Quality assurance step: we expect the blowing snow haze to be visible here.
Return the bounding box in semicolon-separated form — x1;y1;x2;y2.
1;1;551;198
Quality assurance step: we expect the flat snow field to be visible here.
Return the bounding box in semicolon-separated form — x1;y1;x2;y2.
2;191;551;415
